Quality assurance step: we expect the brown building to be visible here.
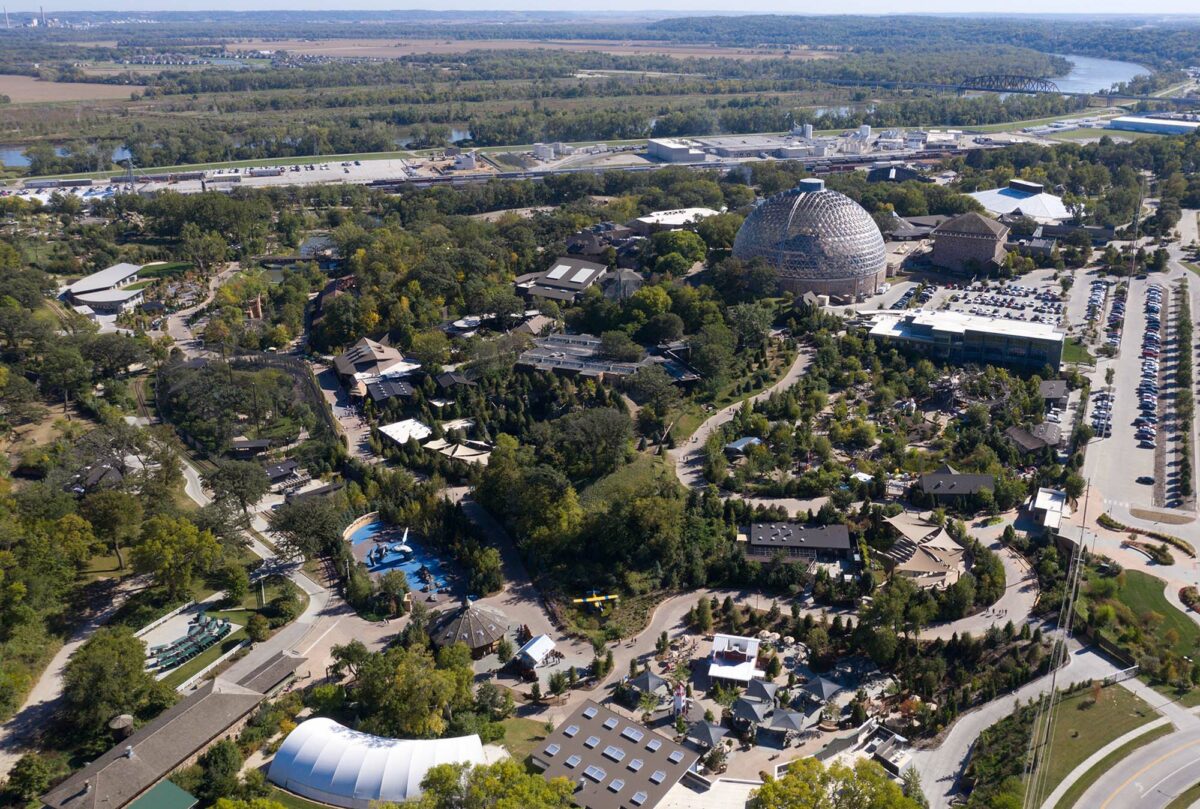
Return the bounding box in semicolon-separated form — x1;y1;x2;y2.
531;701;698;809
42;652;303;809
931;212;1011;274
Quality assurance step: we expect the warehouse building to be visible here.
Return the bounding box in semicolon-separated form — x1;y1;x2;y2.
1107;116;1200;136
868;310;1063;370
628;208;720;236
646;138;707;164
744;522;854;563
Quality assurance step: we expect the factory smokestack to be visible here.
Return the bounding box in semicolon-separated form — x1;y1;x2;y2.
40;5;45;26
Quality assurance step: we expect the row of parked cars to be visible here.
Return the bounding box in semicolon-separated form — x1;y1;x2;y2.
1134;283;1165;447
1104;281;1127;350
890;284;936;310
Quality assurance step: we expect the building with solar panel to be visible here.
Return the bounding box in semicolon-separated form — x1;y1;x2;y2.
515;257;608;304
732;178;887;300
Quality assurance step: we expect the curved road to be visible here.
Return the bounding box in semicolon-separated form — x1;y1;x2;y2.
1073;723;1200;809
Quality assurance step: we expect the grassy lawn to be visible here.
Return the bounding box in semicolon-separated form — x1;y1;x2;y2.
499;716;552;763
580;453;673;511
1063;338;1096;366
1032;684;1158;807
139;261;193;279
268;788;338;809
1183;262;1200;278
1116;570;1200;657
1051;719;1173;809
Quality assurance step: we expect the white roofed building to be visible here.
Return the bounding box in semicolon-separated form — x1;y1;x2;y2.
378;418;432;447
628;207;721;235
868;309;1063;370
708;634;764;684
968;179;1071;222
267;718;485;808
66;262;141;297
1033;487;1070;531
72;286;145;313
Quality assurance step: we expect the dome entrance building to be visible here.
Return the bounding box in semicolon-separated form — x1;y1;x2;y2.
732;178;887;300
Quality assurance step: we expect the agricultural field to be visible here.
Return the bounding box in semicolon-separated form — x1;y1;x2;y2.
0;74;144;103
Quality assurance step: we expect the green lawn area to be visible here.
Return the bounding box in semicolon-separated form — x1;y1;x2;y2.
268;788;337;809
1051;718;1172;809
1062;338;1096;366
1045;127;1162;142
1183;262;1200;278
1116;570;1200;657
498;716;552;763
580;453;673;511
1033;684;1159;807
139;261;192;279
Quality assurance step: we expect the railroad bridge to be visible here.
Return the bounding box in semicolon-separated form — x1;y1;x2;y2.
959;75;1061;94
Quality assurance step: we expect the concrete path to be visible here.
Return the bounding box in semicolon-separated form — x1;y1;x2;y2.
911;645;1123;809
0;577;145;777
669;347;822;515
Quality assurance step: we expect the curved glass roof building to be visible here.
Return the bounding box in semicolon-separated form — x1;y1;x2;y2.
732;178;887;299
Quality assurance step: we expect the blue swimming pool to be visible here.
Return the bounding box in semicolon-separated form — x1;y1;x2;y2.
347;520;451;592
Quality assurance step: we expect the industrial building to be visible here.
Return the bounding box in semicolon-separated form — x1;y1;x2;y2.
1108;116;1200;136
868;309;1063;370
732;178;887;300
71;286;145;313
931;212;1011;274
968;179;1070;222
646;138;707;164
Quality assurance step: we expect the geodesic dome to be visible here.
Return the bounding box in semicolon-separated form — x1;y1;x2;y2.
732;179;886;297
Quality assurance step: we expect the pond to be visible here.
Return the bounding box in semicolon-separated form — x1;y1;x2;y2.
0;144;131;168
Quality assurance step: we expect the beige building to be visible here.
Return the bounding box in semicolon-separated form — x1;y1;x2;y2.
882;512;967;590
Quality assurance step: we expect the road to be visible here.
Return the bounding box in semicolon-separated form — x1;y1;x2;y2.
1072;721;1200;809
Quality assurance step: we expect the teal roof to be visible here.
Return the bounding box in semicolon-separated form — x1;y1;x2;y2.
127;781;197;809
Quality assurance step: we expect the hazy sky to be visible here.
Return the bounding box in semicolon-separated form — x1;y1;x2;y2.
16;2;1200;14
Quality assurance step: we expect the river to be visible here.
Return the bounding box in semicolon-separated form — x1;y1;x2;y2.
1053;53;1150;94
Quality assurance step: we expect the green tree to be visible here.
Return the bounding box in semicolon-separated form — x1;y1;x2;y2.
752;758;922;809
6;753;52;800
132;516;222;598
205;460;271;524
410;759;574;809
62;627;174;735
268;497;343;559
197;739;243;803
496;636;514;665
81;489;143;569
246;613;270;642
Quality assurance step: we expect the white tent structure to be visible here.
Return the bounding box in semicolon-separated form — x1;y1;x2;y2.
268;718;484;808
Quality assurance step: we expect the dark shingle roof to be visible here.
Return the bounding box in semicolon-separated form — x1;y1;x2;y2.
934;211;1010;239
748;523;852;552
430;603;509;651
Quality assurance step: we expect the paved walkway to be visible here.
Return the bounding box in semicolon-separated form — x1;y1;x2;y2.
0;577;145;777
669;348;823;515
911;644;1123;809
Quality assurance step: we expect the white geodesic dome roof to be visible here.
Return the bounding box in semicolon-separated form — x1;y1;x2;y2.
267;718;484;808
732;180;886;285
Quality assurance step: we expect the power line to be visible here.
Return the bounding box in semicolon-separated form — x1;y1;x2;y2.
1021;481;1093;809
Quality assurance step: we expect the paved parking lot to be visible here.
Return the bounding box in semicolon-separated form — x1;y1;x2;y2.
1084;275;1161;509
